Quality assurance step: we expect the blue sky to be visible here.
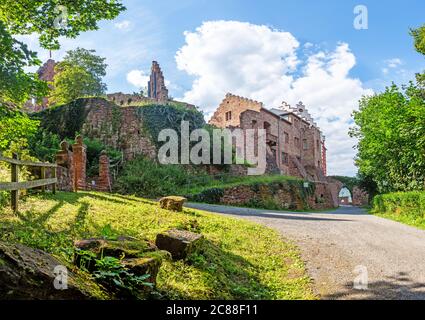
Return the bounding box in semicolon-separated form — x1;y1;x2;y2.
21;0;425;176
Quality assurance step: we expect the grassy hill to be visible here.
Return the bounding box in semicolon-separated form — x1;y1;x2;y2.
0;191;315;300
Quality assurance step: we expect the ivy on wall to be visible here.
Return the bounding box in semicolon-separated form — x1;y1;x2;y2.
32;98;90;140
136;104;206;149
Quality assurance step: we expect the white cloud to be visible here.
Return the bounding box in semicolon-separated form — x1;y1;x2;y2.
385;58;402;68
126;70;149;88
114;20;131;31
176;20;373;176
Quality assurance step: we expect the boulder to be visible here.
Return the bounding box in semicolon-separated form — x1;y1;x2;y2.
159;196;187;212
155;229;204;260
0;241;108;300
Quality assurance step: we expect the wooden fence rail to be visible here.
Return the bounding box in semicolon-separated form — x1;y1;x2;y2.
0;153;57;212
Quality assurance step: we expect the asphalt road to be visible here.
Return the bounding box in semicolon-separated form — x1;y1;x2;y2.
186;203;425;300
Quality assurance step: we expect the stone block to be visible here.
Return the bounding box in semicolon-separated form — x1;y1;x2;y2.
155;229;204;260
159;196;187;212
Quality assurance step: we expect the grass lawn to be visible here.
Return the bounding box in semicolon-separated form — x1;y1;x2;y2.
0;191;315;300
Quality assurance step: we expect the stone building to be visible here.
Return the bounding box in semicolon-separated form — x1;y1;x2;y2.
209;93;327;182
148;61;169;102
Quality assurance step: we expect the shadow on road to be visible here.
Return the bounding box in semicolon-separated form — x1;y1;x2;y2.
323;272;425;300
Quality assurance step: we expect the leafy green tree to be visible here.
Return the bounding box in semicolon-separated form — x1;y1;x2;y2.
411;24;425;85
0;21;48;107
411;24;425;55
0;0;126;50
0;108;39;151
50;64;100;105
350;82;425;192
50;48;107;104
0;0;125;153
61;48;108;92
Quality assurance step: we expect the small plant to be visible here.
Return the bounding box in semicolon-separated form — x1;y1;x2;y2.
100;224;118;240
93;256;153;297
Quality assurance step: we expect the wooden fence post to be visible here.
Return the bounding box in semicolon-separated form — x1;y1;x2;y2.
52;167;57;195
11;153;19;212
40;166;46;193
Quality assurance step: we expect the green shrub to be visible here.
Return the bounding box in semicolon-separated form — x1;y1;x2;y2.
113;156;197;198
372;191;425;219
189;188;225;204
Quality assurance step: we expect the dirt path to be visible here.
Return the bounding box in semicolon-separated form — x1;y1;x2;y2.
186;203;425;300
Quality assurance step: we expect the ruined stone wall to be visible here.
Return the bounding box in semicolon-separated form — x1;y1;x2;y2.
352;187;369;206
78;98;157;161
106;93;153;106
202;181;336;210
148;61;169;102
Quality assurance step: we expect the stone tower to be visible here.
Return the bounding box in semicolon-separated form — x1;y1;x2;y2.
148;61;169;102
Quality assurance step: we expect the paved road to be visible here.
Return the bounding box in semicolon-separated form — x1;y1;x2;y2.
186;203;425;300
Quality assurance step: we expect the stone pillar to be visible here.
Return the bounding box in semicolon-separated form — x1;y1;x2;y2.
72;135;87;191
97;150;111;192
56;141;74;192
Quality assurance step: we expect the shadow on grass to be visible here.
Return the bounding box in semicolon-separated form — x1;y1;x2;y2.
159;239;276;300
323;272;425;300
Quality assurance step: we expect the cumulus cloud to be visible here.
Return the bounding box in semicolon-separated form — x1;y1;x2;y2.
175;20;373;176
126;70;149;89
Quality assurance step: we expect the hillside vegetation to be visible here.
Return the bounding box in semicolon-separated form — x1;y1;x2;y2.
0;191;315;300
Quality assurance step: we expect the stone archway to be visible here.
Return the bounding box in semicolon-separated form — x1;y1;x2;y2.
326;177;369;207
338;186;352;205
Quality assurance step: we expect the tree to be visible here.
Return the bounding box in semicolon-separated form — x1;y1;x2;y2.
0;108;39;151
0;0;126;50
0;1;124;153
0;21;48;107
49;48;107;105
411;24;425;85
350;82;425;193
411;24;425;55
61;48;108;92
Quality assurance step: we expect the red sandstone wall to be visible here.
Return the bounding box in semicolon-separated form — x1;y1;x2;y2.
206;181;337;210
209;93;263;128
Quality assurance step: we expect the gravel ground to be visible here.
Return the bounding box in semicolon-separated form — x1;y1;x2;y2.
186;203;425;300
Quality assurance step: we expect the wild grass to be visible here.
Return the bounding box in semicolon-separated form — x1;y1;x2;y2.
0;191;315;300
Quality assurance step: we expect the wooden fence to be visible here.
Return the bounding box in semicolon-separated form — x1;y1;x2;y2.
0;153;57;212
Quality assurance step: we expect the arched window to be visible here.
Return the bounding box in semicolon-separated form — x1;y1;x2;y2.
264;121;271;134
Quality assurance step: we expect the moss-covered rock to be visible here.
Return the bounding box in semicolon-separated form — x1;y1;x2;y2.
159;196;187;212
0;241;109;300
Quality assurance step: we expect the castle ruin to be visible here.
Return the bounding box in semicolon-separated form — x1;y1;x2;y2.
148;61;169;102
209;93;327;182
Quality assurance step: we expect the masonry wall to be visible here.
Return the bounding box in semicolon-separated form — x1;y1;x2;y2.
77;98;157;161
209;93;263;128
191;181;336;210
